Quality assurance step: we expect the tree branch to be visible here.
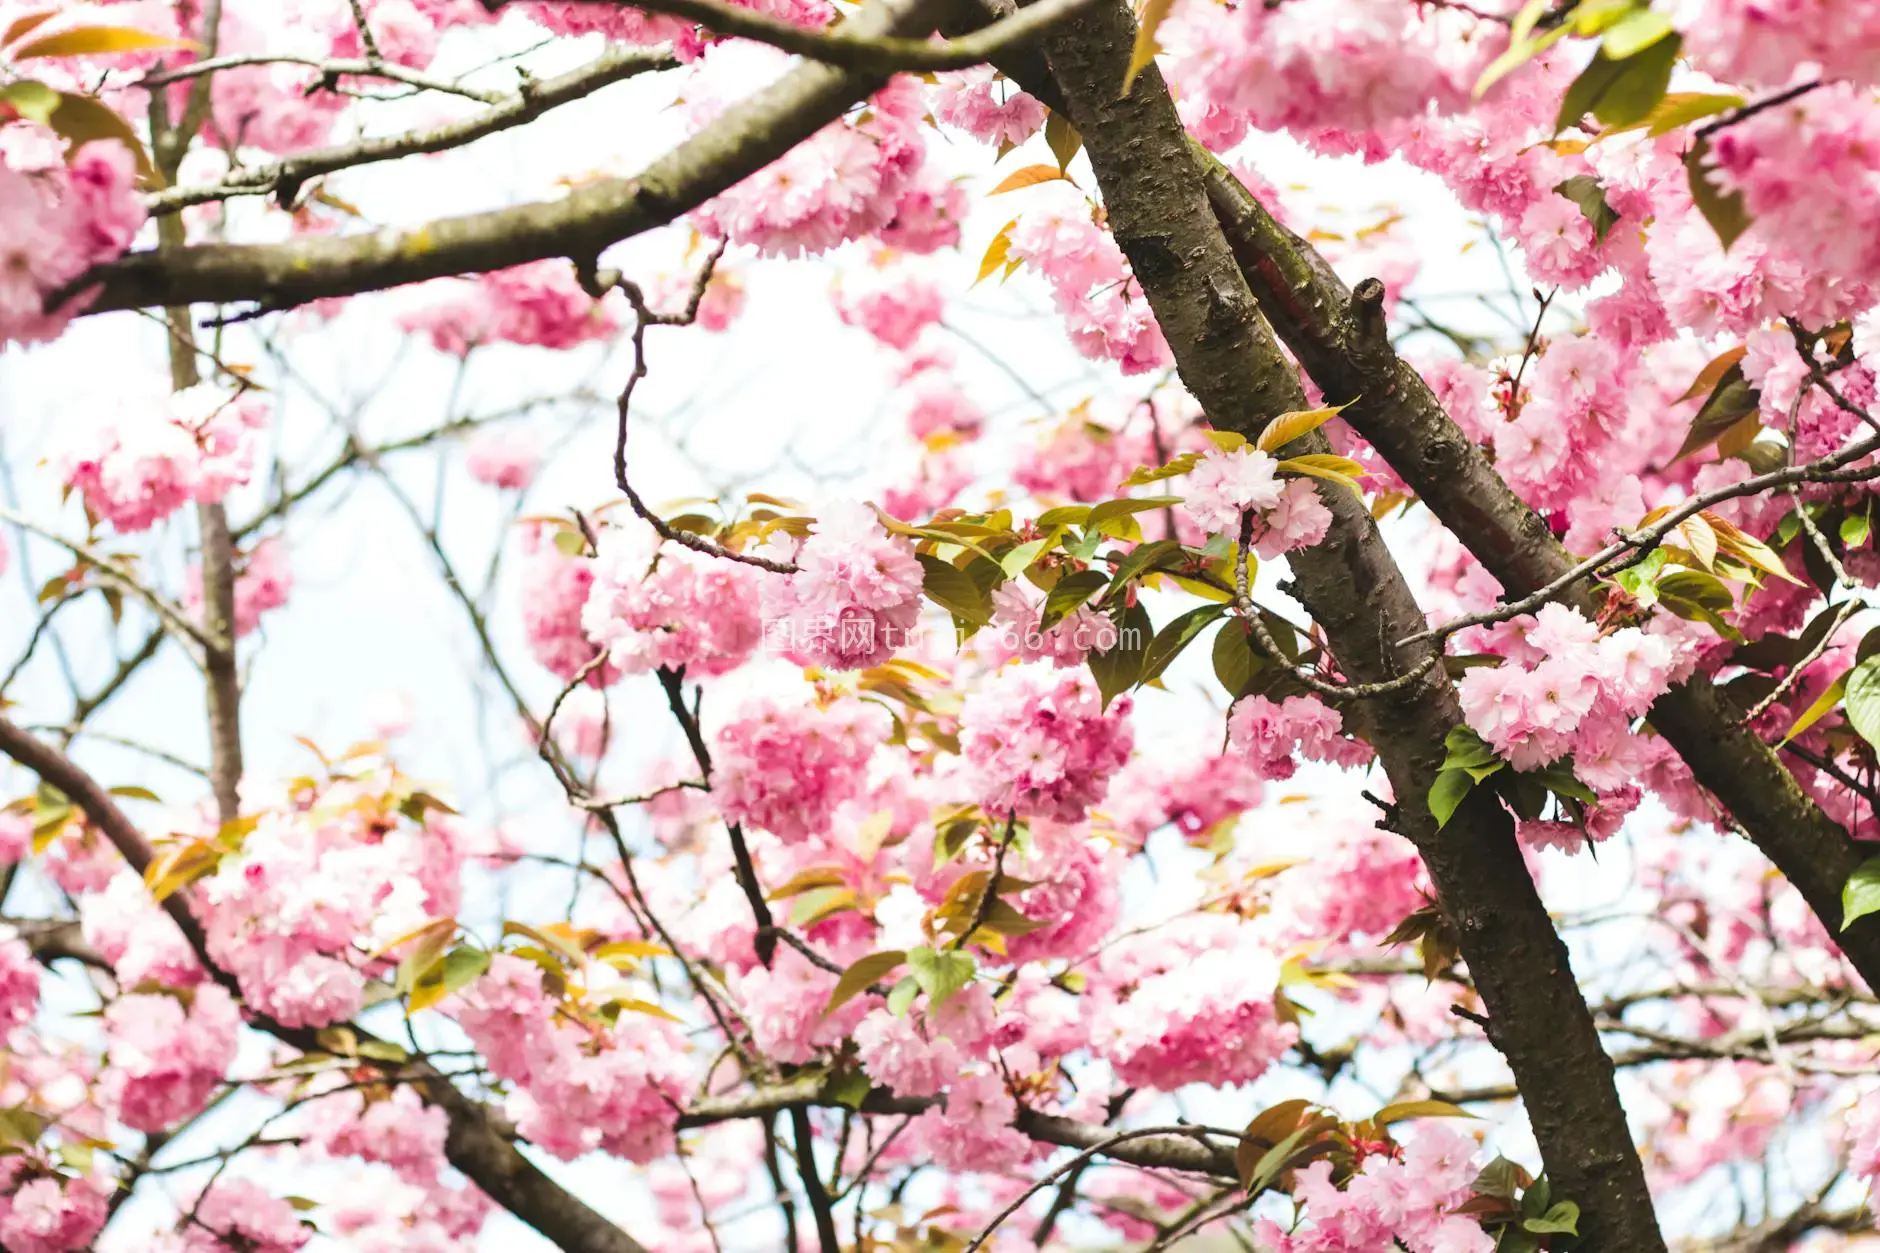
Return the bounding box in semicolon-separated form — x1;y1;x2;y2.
148;45;679;215
1028;7;1663;1247
1189;146;1880;996
77;0;977;316
0;715;655;1253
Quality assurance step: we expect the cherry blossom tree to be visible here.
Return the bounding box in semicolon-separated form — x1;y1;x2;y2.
2;1;1880;1251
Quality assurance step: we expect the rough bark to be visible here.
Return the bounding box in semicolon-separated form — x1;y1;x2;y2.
1034;8;1665;1249
1196;156;1880;993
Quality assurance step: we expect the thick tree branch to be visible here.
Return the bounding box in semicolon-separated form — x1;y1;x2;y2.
1029;8;1664;1248
77;0;1070;316
1192;150;1880;995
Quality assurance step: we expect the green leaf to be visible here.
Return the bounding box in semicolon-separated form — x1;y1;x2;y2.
408;945;489;1013
886;975;918;1017
1554;174;1620;244
0;79;58;125
1600;7;1673;58
1556;33;1680;132
1843;509;1872;548
1429;769;1476;831
1657;569;1734;613
1522;1174;1553;1219
1245;1120;1324;1200
1213;620;1262;700
918;552;993;630
1373;1099;1476;1125
1105;538;1182;592
823;950;907;1017
826;1069;872;1110
1524;1201;1582;1237
1086;496;1182;538
1441;725;1501;771
1674;363;1760;462
1473;1157;1530;1200
905;945;975;1011
1041;568;1109;629
999;537;1050;578
1685;137;1752;250
1842;654;1880;749
1090;601;1151;709
1844;856;1880;931
1137;604;1229;688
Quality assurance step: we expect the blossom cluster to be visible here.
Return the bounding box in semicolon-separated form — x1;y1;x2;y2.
0;140;144;348
1455;605;1680;777
761;500;924;670
713;688;887;842
958;664;1134;822
582;523;767;678
1255;1124;1492;1253
58;386;268;534
452;954;692;1162
1182;445;1333;556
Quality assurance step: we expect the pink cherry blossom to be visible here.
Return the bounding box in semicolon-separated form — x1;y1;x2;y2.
582;522;766;677
761;500;924;670
958;664;1133;822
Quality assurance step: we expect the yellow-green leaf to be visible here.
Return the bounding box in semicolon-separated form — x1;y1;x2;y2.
1374;1099;1476;1125
611;997;685;1023
765;866;849;900
824;949;907;1017
408;945;490;1013
0;78;57;125
1120;451;1203;488
975;217;1019;286
1044;110;1080;172
12;25;192;59
1256;403;1347;454
1122;0;1175;95
1779;671;1846;745
1275;454;1366;494
47;91;154;180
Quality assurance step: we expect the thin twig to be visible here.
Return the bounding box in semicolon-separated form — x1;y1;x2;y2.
1233;510;1439;700
487;0;1101;74
613;244;798;575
